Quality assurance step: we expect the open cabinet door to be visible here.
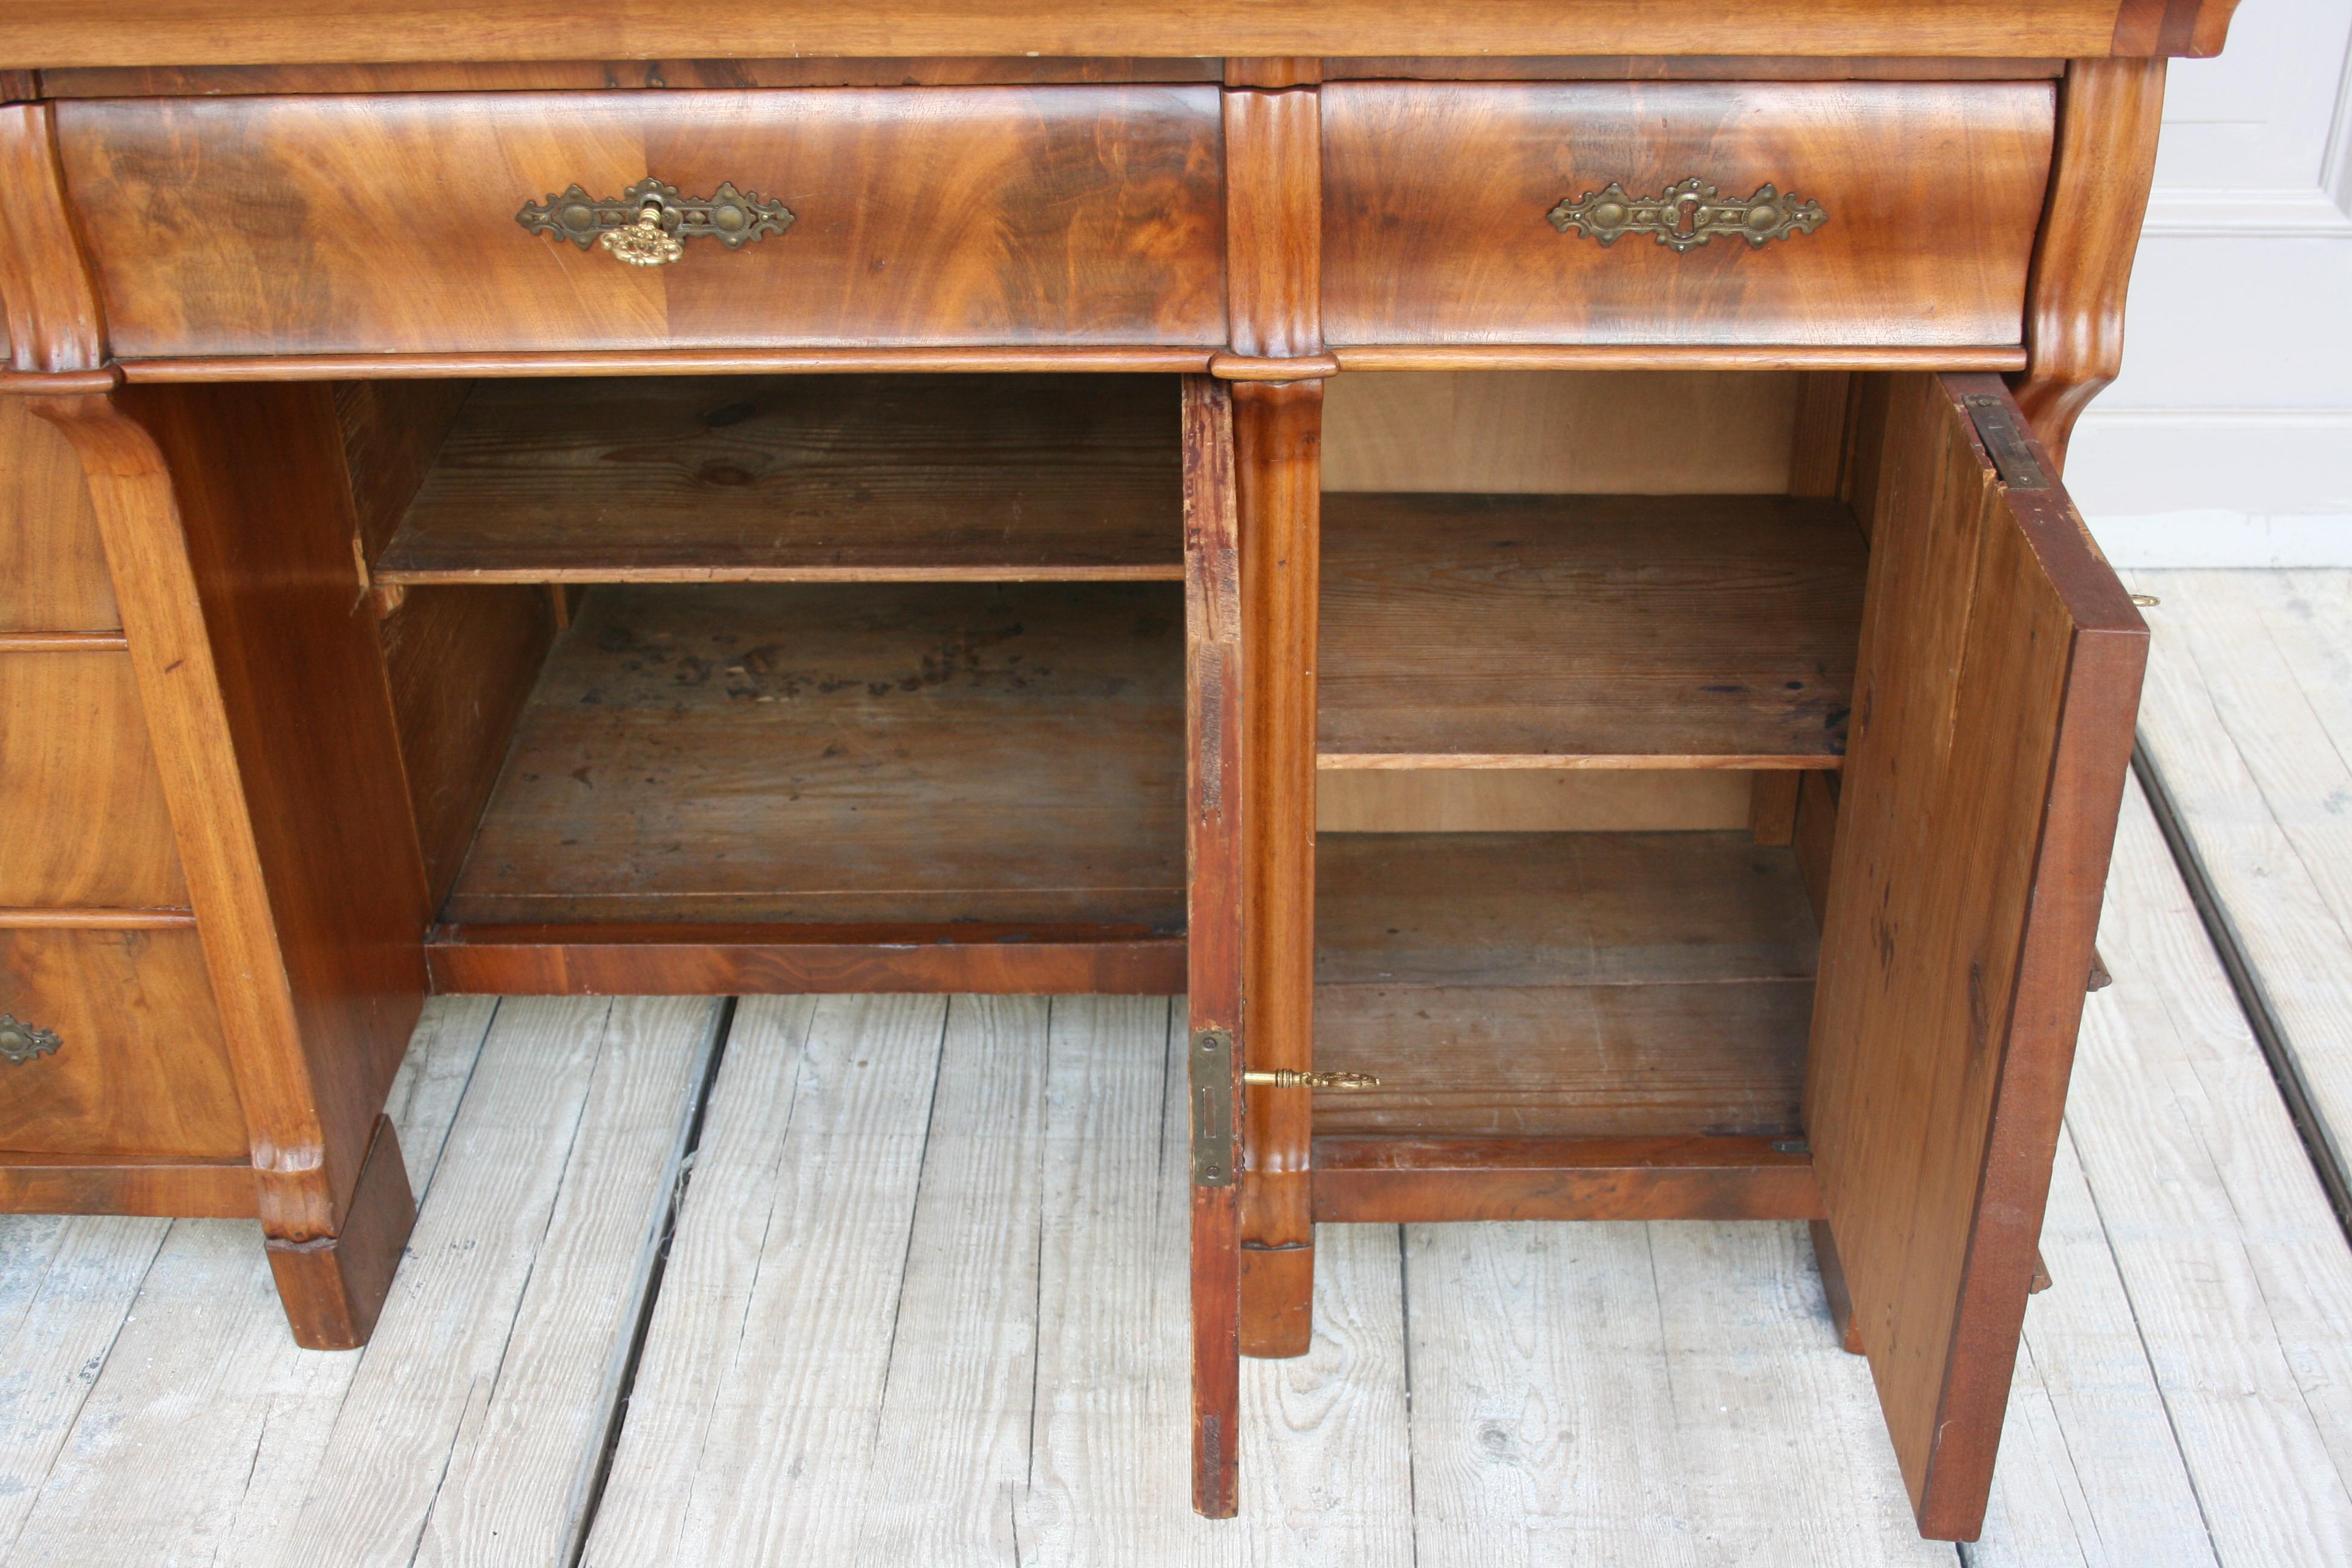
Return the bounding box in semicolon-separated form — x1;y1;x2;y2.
1806;373;2146;1541
1181;376;1245;1518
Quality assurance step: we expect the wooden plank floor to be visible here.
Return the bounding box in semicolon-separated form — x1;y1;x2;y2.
5;580;2352;1565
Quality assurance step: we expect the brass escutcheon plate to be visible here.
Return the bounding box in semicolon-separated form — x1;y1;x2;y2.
1548;177;1825;253
0;1014;61;1066
516;175;795;256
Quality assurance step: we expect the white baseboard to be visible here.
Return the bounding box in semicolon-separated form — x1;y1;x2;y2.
2088;510;2352;569
2065;408;2352;570
2067;407;2352;566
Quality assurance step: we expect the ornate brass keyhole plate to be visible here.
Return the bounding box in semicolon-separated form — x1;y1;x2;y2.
0;1014;61;1066
1548;177;1826;253
516;176;795;264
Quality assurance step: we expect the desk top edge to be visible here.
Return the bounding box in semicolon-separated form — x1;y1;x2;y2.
0;1;2239;74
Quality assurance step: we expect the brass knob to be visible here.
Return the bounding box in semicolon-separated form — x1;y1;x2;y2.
1243;1068;1380;1089
0;1014;62;1066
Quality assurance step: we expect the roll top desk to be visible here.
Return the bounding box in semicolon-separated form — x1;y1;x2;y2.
0;1;2239;1540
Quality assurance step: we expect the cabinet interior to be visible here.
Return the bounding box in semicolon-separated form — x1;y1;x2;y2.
342;367;1872;1089
342;373;1193;991
1314;368;1865;1152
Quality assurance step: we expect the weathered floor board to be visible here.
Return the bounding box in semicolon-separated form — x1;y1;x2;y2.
8;577;2352;1566
2051;784;2352;1564
2131;569;2352;1203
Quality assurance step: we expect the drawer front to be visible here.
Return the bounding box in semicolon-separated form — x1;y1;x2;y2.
57;87;1227;358
0;927;244;1158
0;653;186;909
1323;82;2055;348
0;397;117;633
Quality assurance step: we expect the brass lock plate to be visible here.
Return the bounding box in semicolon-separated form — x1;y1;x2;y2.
1189;1027;1236;1188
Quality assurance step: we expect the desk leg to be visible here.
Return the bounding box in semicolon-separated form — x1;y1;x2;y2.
1235;380;1321;1358
36;385;431;1349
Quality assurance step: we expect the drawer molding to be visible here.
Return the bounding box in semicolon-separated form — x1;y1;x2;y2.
1547;176;1828;252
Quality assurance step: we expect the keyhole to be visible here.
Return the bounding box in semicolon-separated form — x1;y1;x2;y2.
1671;192;1701;237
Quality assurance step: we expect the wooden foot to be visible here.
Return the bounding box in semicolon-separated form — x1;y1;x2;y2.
1239;1241;1315;1357
265;1115;414;1350
1810;1218;1866;1355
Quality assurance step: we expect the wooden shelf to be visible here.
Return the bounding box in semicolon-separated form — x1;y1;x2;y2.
1313;831;1817;1140
437;581;1186;987
1318;493;1866;768
374;374;1184;584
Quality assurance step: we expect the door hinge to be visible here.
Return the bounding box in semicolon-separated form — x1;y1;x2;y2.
1190;1028;1236;1187
1962;393;2049;491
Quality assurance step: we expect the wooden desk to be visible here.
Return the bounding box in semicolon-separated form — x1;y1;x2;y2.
0;3;2239;1539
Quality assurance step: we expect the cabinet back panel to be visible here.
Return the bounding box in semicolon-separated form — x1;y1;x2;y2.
1322;370;1801;495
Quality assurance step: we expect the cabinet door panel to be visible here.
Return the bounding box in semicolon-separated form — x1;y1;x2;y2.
1805;372;2143;1541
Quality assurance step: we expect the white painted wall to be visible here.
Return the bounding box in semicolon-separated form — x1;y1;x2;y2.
2072;0;2352;565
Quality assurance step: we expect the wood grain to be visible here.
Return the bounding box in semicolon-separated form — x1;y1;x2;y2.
577;996;942;1568
1234;379;1321;1356
1790;368;1855;497
0;102;106;374
376;374;1184;583
34;386;430;1287
0;653;187;909
1805;373;2146;1540
56;88;1227;359
1317;768;1751;832
1181;375;1244;1514
1322;82;2056;349
1750;769;1802;846
1310;1134;1823;1221
377;584;556;909
1318;493;1867;768
0;1154;254;1217
425;921;1185;995
2011;58;2167;471
1317;832;1816;1138
1333;344;2028;371
1223;88;1321;361
0;397;117;633
445;581;1185;927
1327;55;2068;80
1321;368;1805;495
0;2;2239;67
333;378;472;562
275;997;720;1553
0;927;244;1159
123;346;1217;381
849;997;1053;1566
39;57;1224;97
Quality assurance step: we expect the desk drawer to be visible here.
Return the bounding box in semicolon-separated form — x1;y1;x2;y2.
0;927;244;1159
1323;82;2055;349
56;87;1227;359
0;653;185;909
0;399;117;635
